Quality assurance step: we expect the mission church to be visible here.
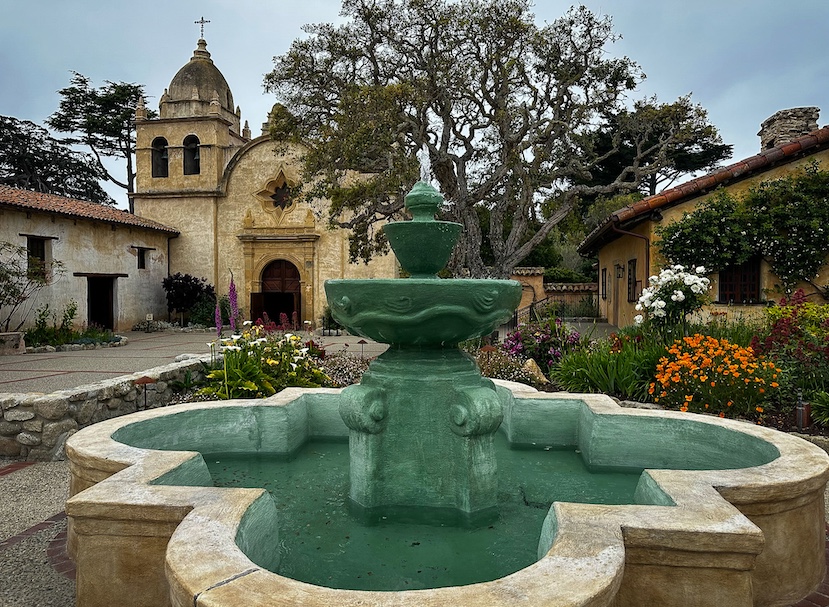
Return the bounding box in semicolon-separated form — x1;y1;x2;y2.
0;35;396;332
131;35;397;327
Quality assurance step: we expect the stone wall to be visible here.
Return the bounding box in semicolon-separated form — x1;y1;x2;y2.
758;106;820;150
0;355;210;461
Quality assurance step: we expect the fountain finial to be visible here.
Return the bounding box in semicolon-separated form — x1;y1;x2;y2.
384;181;461;278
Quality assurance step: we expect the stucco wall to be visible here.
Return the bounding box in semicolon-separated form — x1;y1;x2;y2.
599;148;829;326
0;207;171;331
216;138;397;325
134;120;399;328
597;222;650;326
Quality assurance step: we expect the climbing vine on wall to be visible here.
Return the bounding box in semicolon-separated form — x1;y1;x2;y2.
656;191;755;273
657;161;829;295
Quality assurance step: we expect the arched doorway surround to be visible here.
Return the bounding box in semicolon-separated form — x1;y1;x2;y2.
237;213;319;327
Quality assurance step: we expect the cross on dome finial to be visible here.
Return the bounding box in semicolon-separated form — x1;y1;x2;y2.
195;16;210;39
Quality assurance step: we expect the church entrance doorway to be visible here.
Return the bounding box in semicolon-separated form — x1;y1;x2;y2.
250;260;301;326
87;276;115;329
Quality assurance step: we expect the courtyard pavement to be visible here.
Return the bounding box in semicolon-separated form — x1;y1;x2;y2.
0;329;389;394
2;324;828;606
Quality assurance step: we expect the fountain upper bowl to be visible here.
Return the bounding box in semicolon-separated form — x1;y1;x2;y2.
325;278;522;346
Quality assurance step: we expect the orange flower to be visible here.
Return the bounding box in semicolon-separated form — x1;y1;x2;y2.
756;406;764;413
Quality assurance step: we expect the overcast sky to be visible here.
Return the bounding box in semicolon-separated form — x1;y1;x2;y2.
1;1;827;209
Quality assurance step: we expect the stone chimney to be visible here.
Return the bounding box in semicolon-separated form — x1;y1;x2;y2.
758;107;820;150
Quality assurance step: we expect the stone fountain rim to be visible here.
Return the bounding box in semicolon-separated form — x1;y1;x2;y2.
65;387;829;607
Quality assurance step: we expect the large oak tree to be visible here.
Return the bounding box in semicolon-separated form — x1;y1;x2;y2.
266;0;724;278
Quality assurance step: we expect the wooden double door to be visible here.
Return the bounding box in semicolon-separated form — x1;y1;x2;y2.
250;260;301;326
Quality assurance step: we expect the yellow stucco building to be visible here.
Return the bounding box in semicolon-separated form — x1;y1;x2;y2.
131;37;396;327
579;108;829;327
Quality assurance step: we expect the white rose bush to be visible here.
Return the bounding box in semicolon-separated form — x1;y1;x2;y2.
634;265;711;329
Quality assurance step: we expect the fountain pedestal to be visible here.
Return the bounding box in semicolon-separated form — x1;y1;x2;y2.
341;347;503;523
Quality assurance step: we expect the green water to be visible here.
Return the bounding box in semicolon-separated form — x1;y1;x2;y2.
206;434;642;591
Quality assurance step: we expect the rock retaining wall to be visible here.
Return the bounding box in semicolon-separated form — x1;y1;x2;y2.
0;354;210;461
25;336;129;354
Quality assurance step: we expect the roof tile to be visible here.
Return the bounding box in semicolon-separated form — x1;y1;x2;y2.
579;124;829;255
0;186;178;234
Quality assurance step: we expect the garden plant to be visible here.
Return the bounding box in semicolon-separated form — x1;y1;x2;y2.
649;334;780;419
24;301;120;347
200;324;330;400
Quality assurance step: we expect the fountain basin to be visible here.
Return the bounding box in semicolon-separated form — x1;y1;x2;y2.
325;278;522;345
65;386;829;607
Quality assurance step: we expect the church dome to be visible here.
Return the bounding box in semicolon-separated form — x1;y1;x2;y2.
159;38;241;131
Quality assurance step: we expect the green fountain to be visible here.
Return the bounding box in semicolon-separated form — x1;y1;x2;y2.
325;180;521;524
64;174;829;607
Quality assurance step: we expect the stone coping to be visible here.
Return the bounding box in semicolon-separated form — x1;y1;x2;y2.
65;388;829;607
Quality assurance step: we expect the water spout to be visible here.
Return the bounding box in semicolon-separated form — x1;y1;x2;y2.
417;143;432;183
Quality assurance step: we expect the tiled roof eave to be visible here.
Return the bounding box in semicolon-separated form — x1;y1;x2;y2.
0;186;179;235
578;125;829;256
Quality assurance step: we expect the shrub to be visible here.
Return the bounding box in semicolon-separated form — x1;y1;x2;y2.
24;301;121;347
810;391;829;427
551;336;662;401
750;290;829;404
502;317;582;373
688;311;760;348
190;294;230;327
317;351;370;387
162;273;213;323
634;265;710;329
473;348;539;387
650;335;780;419
25;301;78;346
200;328;330;399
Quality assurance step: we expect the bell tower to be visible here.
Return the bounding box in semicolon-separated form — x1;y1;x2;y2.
132;34;249;286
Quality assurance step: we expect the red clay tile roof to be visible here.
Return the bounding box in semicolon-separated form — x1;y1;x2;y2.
0;186;179;234
512;266;545;276
578;125;829;255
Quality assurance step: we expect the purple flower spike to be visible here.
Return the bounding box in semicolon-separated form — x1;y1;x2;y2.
215;300;222;337
228;274;239;333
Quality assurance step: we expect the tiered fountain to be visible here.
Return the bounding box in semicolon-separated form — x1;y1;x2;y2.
65;180;829;607
326;179;521;525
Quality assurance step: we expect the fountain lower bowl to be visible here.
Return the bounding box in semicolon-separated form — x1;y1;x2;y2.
65;387;829;607
325;278;523;345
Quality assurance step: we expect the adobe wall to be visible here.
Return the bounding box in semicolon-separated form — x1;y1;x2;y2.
0;207;171;331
